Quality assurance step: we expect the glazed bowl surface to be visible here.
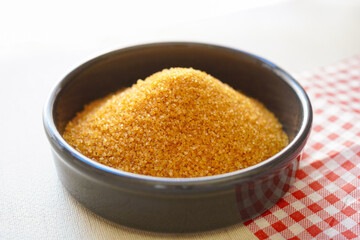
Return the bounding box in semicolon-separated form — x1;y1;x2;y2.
43;42;312;232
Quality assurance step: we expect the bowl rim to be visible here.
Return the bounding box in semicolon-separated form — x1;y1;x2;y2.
43;42;312;188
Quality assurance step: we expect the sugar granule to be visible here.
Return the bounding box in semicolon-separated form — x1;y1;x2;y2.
63;68;288;178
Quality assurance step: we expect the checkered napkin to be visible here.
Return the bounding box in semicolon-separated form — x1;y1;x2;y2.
244;56;360;239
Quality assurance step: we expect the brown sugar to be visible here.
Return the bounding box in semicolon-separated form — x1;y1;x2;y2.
63;68;288;178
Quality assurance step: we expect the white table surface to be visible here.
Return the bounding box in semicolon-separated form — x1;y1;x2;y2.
1;0;360;239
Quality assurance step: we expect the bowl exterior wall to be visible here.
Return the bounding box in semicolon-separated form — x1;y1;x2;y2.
51;146;300;232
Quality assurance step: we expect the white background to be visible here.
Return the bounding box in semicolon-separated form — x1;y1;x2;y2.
1;0;360;239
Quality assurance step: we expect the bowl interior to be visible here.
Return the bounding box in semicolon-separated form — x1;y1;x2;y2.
54;43;304;143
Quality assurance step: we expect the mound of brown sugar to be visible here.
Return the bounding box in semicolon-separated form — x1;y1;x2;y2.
63;68;288;178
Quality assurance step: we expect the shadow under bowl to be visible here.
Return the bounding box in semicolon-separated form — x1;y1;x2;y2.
43;42;312;232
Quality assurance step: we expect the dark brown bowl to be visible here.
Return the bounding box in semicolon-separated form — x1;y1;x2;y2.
43;42;312;232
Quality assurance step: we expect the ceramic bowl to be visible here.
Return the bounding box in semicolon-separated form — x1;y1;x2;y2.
43;42;312;232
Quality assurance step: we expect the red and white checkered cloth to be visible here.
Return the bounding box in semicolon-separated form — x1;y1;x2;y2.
245;56;360;239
